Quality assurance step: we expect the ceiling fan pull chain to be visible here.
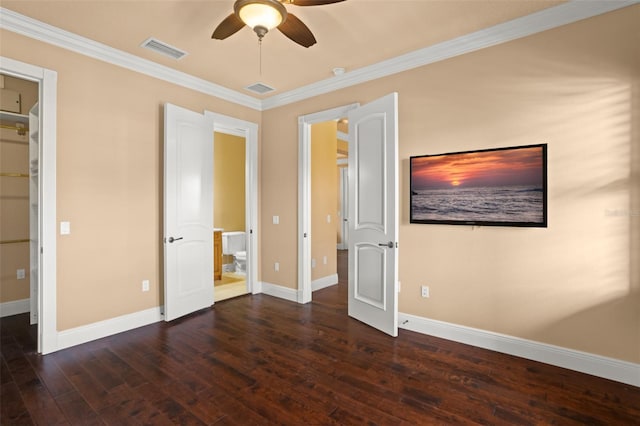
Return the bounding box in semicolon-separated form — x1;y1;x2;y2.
256;37;263;76
259;38;262;76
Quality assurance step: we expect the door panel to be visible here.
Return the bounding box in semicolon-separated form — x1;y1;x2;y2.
164;103;213;321
355;115;386;230
354;244;386;309
348;93;398;337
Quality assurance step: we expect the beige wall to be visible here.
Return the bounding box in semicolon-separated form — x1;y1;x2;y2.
311;121;337;280
260;6;639;363
214;132;245;232
0;29;260;329
1;5;637;365
0;75;38;303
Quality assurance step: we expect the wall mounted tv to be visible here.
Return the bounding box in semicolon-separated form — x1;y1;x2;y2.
410;144;547;227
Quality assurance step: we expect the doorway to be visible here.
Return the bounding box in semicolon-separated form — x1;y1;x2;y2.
204;111;259;302
0;57;58;354
163;106;258;319
213;130;249;301
298;103;358;303
299;94;399;336
0;73;38;329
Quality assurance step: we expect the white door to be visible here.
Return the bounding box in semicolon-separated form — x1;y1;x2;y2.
348;93;399;337
164;103;213;321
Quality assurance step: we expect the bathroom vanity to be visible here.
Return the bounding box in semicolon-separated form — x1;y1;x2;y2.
214;230;222;280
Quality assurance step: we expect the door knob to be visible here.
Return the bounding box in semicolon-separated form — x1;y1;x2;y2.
168;237;183;243
378;241;394;248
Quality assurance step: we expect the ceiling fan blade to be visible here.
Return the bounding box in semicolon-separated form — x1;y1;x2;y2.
278;13;317;48
211;13;245;40
289;0;346;6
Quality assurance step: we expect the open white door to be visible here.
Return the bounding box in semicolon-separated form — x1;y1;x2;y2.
348;93;399;337
164;103;213;321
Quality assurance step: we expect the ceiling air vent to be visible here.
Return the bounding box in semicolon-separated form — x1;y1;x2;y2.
140;37;188;60
245;82;276;95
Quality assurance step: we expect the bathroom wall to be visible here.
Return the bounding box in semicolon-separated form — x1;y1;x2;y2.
0;75;38;305
311;121;338;281
213;131;246;232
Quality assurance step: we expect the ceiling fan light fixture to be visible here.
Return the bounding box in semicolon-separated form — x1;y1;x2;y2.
235;0;287;34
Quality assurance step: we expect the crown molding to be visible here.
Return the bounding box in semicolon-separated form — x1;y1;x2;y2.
0;7;262;111
261;0;638;110
1;1;637;112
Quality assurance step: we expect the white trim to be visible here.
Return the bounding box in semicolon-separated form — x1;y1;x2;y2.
0;299;30;317
262;0;638;110
0;56;58;354
399;313;640;387
338;166;348;249
58;307;163;351
207;111;259;301
0;7;261;111
298;103;359;304
312;274;338;292
260;281;300;303
39;67;57;354
2;2;636;111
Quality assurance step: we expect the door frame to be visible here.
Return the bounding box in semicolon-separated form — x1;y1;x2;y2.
206;111;259;295
337;165;348;250
297;103;358;304
1;56;58;354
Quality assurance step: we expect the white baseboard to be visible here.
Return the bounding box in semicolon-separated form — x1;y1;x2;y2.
399;313;640;387
312;274;338;292
260;281;299;303
0;298;30;317
57;307;163;351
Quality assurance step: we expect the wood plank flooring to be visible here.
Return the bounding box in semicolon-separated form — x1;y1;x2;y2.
2;251;639;425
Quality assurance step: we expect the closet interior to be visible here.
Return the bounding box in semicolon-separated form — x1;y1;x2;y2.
0;73;39;324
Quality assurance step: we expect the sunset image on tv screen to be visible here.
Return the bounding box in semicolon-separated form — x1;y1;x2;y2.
410;144;546;226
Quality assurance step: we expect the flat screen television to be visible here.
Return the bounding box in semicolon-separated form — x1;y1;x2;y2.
410;143;547;227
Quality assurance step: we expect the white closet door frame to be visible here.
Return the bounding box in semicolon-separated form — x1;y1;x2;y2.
1;56;58;354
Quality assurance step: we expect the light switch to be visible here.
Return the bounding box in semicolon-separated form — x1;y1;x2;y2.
273;215;279;225
60;221;71;235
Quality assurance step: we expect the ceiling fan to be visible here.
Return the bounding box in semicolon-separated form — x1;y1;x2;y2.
212;0;346;48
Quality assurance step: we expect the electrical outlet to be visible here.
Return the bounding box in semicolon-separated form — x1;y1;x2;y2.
17;269;26;280
274;262;279;272
421;285;430;298
323;256;327;265
273;215;279;225
142;280;150;292
327;214;331;223
311;258;316;268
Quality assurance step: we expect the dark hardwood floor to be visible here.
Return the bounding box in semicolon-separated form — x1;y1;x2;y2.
2;251;639;425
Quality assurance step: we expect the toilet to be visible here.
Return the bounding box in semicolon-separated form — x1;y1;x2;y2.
222;231;246;274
